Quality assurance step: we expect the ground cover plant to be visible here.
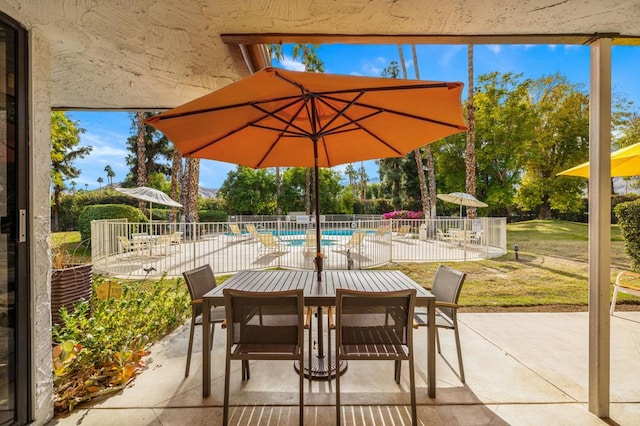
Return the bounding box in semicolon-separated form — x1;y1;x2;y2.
51;275;191;413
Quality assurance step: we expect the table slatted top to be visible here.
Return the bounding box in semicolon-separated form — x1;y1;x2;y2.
205;270;434;307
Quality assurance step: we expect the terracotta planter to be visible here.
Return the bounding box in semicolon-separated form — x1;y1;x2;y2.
51;263;93;325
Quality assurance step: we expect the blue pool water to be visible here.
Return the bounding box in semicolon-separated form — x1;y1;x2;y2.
287;238;336;247
270;229;374;237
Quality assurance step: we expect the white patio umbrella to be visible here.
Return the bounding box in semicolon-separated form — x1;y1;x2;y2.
437;192;488;217
116;186;182;224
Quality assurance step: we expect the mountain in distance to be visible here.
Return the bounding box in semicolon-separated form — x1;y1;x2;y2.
199;187;219;198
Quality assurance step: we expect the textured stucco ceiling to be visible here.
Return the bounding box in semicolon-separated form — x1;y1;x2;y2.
2;0;640;109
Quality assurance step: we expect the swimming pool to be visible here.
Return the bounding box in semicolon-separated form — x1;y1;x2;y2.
286;238;336;247
264;229;375;237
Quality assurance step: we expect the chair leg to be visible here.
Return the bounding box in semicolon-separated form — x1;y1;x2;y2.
185;315;196;377
299;353;304;426
210;322;215;351
453;323;465;383
327;309;332;384
409;353;417;426
435;327;442;354
610;286;619;315
336;353;341;426
223;352;231;425
394;360;401;384
308;309;313;382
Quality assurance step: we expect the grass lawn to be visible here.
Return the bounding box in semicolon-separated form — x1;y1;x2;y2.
380;219;639;312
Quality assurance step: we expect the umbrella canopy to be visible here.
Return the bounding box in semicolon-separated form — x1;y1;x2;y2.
437;192;488;217
557;141;640;178
117;186;182;208
146;67;467;278
117;186;182;226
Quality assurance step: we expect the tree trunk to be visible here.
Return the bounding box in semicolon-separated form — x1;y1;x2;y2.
169;150;182;222
409;45;430;218
52;186;61;232
425;145;437;218
465;45;477;219
135;112;148;212
184;158;200;223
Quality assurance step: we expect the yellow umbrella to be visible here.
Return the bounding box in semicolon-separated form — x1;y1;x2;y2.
557;141;640;177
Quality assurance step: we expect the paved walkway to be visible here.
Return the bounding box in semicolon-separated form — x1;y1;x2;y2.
49;311;640;425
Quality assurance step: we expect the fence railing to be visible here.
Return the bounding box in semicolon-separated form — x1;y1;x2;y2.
91;217;507;279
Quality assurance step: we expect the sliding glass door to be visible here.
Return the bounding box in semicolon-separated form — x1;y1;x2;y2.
0;12;29;426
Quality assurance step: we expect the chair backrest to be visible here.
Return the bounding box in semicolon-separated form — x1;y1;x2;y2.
229;223;241;235
224;289;304;351
171;231;182;242
246;224;258;236
377;225;391;236
183;265;217;316
305;229;316;248
347;231;366;247
397;225;410;236
432;265;466;320
336;289;416;350
258;232;277;247
117;236;131;249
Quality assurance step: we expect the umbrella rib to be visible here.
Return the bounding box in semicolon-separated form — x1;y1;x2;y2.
183;98;308;156
321;93;466;131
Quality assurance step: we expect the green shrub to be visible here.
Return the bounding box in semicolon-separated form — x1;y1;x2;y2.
198;209;228;222
55;190;141;232
52;275;190;412
77;204;148;242
615;199;640;271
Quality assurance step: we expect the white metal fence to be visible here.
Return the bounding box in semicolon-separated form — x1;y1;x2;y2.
91;217;507;279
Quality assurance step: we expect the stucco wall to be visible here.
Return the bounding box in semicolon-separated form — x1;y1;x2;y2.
29;28;53;426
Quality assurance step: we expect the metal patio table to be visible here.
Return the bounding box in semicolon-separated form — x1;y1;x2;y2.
201;269;437;398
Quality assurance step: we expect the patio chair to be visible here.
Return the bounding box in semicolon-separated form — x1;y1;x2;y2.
333;230;366;253
182;265;226;377
170;231;183;246
117;236;136;256
245;223;260;241
395;224;412;239
375;225;392;240
436;228;453;243
227;223;243;239
335;288;417;426
610;271;640;315
257;232;288;253
413;264;467;382
223;288;305;426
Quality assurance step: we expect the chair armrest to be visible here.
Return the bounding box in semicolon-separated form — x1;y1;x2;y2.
328;306;335;329
305;307;312;329
436;301;459;309
615;271;640;291
191;299;202;305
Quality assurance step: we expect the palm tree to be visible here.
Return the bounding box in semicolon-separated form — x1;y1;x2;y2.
465;45;477;219
104;165;115;188
97;176;103;189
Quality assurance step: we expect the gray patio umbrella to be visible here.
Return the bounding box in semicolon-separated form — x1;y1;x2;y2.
437;192;488;217
116;186;182;224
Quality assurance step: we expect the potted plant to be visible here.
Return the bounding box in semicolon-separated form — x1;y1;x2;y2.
51;242;93;325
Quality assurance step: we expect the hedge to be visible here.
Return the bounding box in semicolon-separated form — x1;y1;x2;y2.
77;204;148;243
615;199;640;271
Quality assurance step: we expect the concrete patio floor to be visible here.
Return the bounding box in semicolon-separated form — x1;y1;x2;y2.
48;311;640;425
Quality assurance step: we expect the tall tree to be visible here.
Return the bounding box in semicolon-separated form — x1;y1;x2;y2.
50;111;90;231
97;176;103;189
465;44;477;219
473;72;535;216
123;112;172;188
516;73;590;218
104;165;115;187
344;163;358;197
378;61;406;210
357;163;368;201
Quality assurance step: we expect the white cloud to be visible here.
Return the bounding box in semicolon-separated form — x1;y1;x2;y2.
350;71;363;76
361;56;388;76
486;45;502;54
279;55;306;71
548;44;558;51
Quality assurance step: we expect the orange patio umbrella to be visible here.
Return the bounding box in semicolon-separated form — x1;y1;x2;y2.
558;141;640;178
146;67;467;279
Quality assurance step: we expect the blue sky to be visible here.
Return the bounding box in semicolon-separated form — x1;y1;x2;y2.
68;44;640;191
